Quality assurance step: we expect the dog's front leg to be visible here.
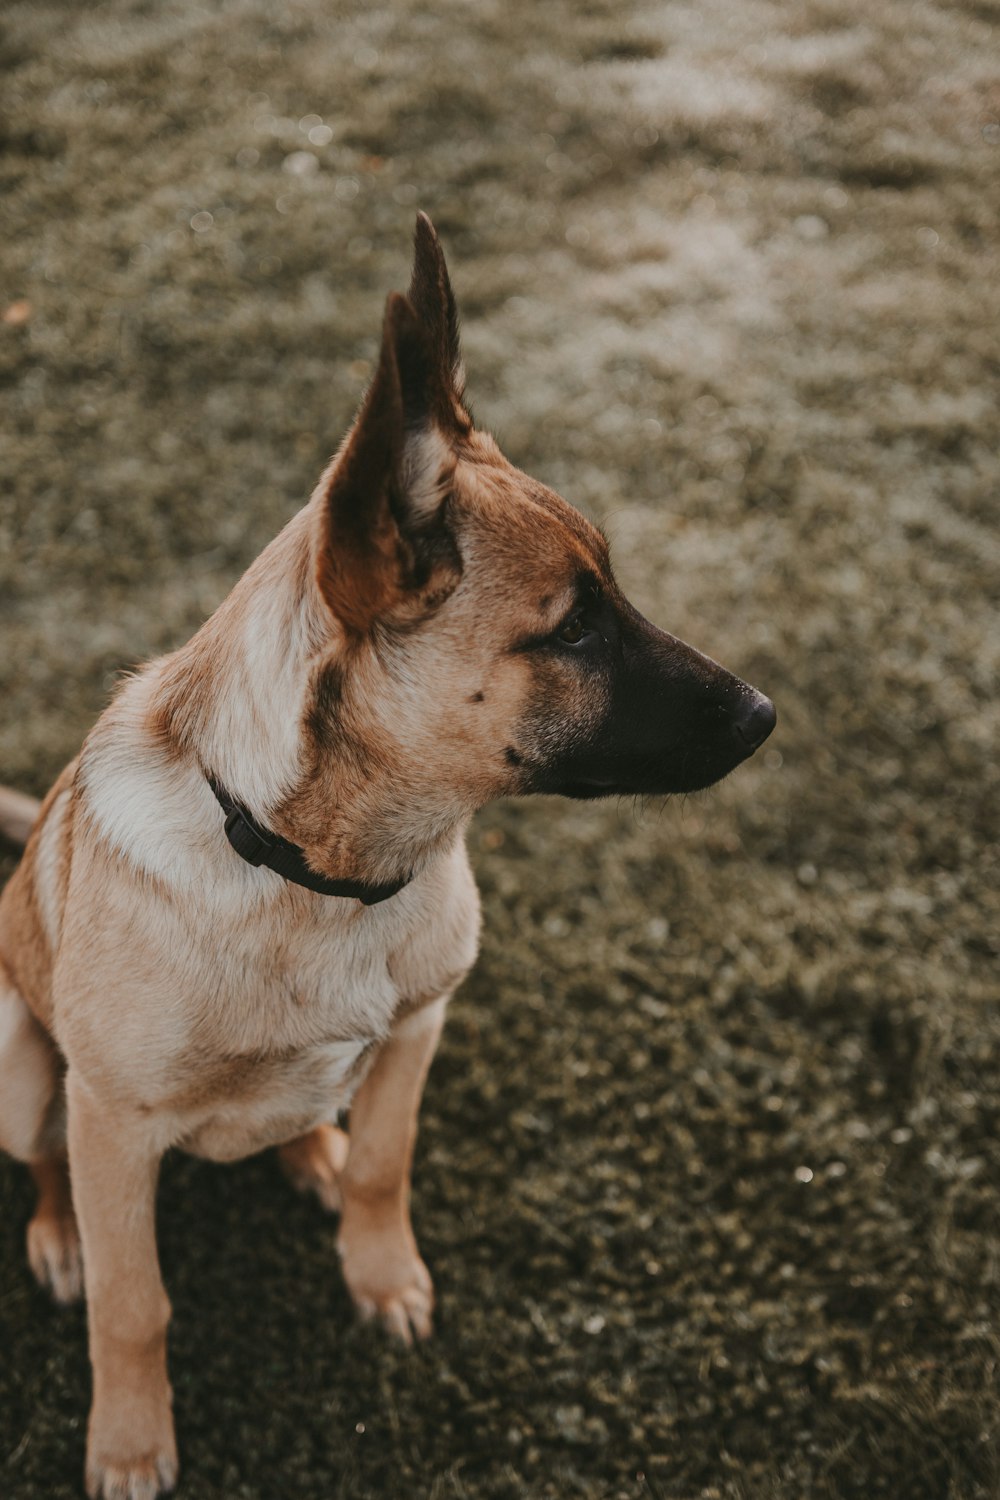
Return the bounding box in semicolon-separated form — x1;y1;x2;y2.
67;1071;177;1500
338;997;447;1344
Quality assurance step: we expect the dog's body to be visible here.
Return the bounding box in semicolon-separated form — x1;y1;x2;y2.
0;217;774;1498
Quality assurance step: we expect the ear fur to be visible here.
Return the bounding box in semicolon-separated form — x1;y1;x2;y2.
316;291;462;634
407;212;469;431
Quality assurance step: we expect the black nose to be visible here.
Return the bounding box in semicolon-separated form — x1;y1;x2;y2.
733;692;776;750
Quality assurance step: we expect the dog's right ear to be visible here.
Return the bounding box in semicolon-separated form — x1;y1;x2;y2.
316;292;462;634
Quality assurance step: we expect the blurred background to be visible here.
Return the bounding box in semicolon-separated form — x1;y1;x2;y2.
1;2;998;1497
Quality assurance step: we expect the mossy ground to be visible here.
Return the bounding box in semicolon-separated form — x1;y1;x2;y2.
1;1;998;1496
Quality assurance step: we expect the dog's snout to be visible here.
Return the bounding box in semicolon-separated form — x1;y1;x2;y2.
733;692;777;751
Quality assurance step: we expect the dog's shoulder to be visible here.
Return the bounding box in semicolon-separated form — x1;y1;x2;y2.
386;835;481;1024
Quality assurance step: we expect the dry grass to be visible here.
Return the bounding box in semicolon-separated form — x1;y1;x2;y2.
1;0;998;1495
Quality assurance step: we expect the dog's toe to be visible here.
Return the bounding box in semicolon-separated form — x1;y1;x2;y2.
85;1452;177;1500
398;1281;434;1342
357;1286;434;1345
27;1210;84;1305
342;1239;435;1345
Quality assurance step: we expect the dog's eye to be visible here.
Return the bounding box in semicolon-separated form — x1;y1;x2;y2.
558;614;586;645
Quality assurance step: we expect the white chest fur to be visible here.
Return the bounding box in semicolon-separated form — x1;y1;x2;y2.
56;793;481;1163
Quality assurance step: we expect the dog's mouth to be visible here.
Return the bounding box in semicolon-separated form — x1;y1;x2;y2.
530;716;775;802
557;777;621;799
546;767;727;801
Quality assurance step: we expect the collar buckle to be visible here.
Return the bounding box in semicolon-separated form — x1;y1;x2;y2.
223;806;272;866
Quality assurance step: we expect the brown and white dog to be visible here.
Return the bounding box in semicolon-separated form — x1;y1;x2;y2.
0;216;774;1499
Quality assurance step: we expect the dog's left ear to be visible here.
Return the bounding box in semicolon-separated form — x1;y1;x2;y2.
315;219;471;634
316;291;462;634
407;212;468;430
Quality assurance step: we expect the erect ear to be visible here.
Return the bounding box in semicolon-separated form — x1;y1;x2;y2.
316;292;462;634
407;212;469;430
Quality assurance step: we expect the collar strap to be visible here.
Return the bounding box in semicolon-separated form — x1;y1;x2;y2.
207;777;410;905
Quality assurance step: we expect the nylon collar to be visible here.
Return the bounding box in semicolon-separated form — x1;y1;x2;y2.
207;777;410;905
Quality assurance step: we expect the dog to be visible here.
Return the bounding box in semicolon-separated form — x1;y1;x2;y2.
0;215;774;1498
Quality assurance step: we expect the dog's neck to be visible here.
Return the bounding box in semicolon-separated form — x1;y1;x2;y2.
149;507;466;890
156;510;325;813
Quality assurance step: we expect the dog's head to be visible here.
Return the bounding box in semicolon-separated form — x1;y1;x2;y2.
290;216;774;869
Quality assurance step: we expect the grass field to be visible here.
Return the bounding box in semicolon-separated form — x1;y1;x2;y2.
1;1;998;1496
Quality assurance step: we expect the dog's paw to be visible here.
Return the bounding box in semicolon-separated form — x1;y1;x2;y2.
277;1123;349;1212
27;1207;84;1305
85;1446;178;1500
338;1229;435;1345
354;1272;435;1346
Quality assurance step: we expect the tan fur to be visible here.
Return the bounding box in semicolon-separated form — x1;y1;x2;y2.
0;761;79;1032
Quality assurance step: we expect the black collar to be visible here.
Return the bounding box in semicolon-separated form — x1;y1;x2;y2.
207;777;410;905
